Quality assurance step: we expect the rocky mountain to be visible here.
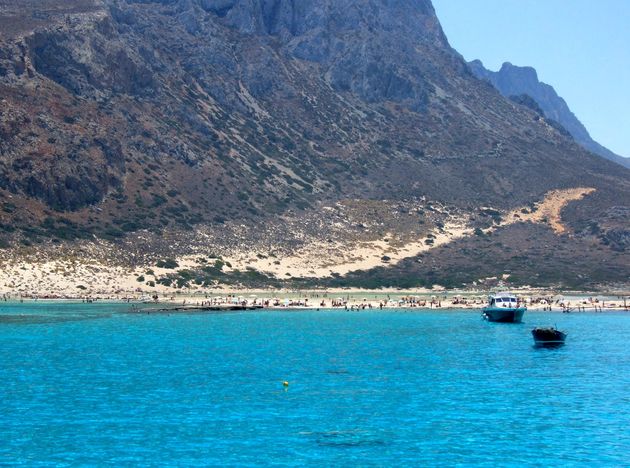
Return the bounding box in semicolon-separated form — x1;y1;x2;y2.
469;60;630;169
0;0;628;290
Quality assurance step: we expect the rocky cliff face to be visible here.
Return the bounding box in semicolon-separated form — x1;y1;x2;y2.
0;0;628;287
469;60;630;169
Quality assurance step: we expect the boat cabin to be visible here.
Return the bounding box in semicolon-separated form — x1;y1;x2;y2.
488;293;519;308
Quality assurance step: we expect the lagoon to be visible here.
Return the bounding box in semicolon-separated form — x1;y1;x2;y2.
1;303;629;466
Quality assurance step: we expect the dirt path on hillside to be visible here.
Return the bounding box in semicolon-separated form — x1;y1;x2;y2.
505;187;596;234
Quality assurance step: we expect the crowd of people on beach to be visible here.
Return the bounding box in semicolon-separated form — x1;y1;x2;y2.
1;291;628;312
132;293;629;312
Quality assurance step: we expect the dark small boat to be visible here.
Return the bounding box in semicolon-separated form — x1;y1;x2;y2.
532;327;566;347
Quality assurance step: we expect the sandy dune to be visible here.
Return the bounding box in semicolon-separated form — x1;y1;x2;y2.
225;223;472;279
504;187;596;234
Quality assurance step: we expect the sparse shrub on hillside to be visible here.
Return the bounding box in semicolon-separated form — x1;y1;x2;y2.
157;277;173;287
479;208;503;224
156;258;179;269
151;194;167;207
102;227;124;240
2;202;17;213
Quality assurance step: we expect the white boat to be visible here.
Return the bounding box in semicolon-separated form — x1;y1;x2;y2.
482;292;526;323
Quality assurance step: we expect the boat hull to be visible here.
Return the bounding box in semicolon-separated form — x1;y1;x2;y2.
533;340;565;347
482;307;526;323
532;328;566;347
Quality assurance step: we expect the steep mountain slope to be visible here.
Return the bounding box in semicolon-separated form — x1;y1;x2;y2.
0;0;628;289
469;60;630;169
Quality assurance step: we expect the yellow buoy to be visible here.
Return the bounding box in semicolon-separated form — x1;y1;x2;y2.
283;381;289;387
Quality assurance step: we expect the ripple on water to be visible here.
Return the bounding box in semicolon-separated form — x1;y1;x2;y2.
306;429;389;448
0;313;111;325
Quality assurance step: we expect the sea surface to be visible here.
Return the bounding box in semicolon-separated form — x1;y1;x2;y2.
1;302;629;466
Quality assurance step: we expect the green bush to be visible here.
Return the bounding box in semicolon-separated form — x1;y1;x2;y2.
156;258;179;269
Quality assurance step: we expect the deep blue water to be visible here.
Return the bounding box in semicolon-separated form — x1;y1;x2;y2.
1;303;630;466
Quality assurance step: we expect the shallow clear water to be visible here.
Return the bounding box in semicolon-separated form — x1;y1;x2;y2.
1;303;629;466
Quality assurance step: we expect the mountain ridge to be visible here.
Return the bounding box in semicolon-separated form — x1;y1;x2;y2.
468;59;630;169
0;0;628;290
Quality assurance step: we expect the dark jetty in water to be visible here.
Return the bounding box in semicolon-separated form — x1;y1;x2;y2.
130;304;264;314
532;327;567;347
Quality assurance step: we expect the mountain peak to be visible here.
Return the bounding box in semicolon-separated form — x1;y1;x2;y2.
194;0;445;43
499;62;539;83
470;59;630;168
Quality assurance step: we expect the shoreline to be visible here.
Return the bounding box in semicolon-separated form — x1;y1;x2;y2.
2;291;628;313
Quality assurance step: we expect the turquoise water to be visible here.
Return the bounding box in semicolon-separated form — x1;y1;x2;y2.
1;303;630;466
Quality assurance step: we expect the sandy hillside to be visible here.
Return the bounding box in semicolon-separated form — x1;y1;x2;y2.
0;187;607;295
503;187;596;234
224;222;472;279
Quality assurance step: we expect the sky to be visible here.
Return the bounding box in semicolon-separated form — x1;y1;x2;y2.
432;0;630;158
